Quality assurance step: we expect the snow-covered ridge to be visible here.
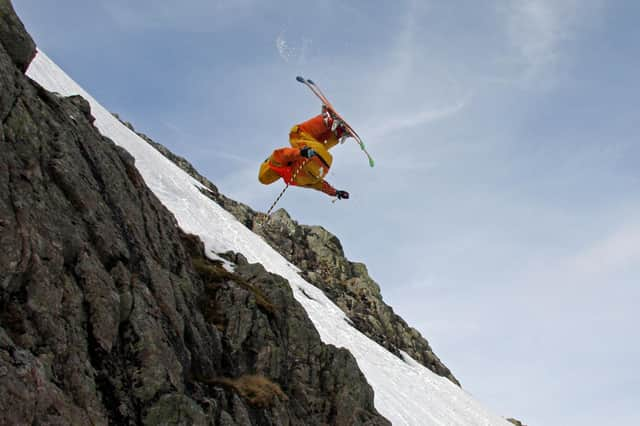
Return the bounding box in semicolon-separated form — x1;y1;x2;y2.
27;50;511;426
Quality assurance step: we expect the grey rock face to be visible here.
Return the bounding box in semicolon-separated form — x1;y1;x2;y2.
0;2;389;424
0;0;36;71
0;44;212;425
193;258;389;425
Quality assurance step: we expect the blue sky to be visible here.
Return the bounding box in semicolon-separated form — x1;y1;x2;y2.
15;1;640;424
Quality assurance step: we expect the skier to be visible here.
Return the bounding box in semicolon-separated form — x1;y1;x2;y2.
258;107;350;199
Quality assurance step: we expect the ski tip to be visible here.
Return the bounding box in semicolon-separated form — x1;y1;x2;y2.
295;76;305;83
307;79;315;85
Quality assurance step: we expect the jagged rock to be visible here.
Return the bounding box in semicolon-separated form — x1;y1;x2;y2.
0;0;36;71
507;418;527;426
0;3;390;424
0;39;216;422
259;210;460;385
143;394;209;426
193;259;389;425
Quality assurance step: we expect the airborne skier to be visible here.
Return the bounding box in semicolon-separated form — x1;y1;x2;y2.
258;107;351;200
259;78;374;210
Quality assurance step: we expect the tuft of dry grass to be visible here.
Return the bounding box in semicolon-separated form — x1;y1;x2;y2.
192;257;276;316
192;257;235;283
205;375;288;408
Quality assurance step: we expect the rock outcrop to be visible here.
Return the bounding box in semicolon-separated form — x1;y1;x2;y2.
0;0;35;71
0;1;389;424
125;124;459;386
258;211;459;385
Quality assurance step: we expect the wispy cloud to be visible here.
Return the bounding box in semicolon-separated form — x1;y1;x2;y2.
499;0;604;83
353;1;471;141
276;32;312;64
569;222;640;281
205;150;255;166
367;96;470;139
516;218;640;307
506;1;562;74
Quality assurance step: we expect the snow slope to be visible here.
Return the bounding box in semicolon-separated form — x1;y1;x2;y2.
27;50;511;426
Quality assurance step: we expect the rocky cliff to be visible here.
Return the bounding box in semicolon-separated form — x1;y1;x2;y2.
0;1;389;424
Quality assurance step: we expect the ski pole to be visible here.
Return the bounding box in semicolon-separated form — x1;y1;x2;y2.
262;158;310;222
265;184;289;217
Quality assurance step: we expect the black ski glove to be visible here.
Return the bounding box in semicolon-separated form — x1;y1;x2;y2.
336;190;349;200
300;147;317;158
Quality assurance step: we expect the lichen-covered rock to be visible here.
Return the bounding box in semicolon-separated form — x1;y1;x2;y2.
192;259;389;425
0;38;218;423
0;0;36;71
143;394;209;426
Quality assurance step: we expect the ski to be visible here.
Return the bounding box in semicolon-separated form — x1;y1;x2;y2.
296;76;375;167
